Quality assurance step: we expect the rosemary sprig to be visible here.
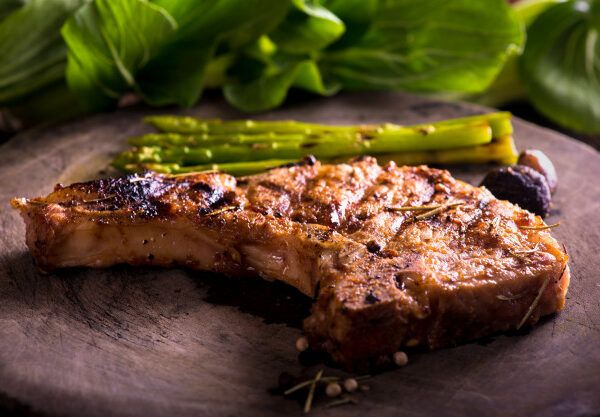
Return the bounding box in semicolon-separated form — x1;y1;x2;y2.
73;206;116;214
508;243;542;262
497;291;527;301
283;376;340;396
561;242;568;256
128;177;149;183
387;204;441;212
325;395;358;408
82;194;116;203
513;244;540;254
304;370;323;414
519;222;561;230
517;261;568;329
284;380;313;396
488;216;501;233
517;276;551;330
507;249;528;262
28;199;51;206
283;371;370;413
203;206;240;216
414;202;462;221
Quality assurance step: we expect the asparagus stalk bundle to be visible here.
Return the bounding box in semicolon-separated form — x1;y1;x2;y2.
144;112;513;137
113;112;518;176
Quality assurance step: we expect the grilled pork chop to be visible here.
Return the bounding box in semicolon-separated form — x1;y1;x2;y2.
11;156;569;369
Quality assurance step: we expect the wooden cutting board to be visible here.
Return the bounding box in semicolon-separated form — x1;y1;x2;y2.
1;92;599;417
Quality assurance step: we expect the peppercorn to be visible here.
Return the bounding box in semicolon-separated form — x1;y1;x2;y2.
326;382;342;397
393;351;409;367
295;336;309;352
343;378;358;393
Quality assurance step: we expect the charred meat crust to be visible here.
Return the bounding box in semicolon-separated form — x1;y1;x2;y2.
11;157;569;369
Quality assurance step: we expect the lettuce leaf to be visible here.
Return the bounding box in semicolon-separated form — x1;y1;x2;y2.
3;0;526;126
224;57;339;112
224;0;523;112
61;0;178;111
137;0;289;107
61;0;289;110
519;0;600;133
321;0;378;49
0;0;84;104
0;0;26;22
270;0;345;54
321;0;523;93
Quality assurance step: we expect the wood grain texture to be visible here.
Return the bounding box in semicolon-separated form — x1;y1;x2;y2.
1;92;599;417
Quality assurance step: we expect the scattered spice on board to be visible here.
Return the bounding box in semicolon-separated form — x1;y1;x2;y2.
279;350;409;412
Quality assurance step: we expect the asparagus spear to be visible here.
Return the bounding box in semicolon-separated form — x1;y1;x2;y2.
429;112;513;138
127;132;309;147
120;136;518;176
116;121;492;166
374;135;518;166
145;116;362;135
144;112;513;140
114;112;517;176
127;116;511;149
124;158;298;177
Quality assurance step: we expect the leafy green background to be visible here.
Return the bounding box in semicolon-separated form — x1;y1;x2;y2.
1;0;599;135
519;0;600;134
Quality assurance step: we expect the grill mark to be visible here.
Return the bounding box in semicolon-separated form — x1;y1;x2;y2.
316;163;381;230
257;180;288;195
191;182;229;212
447;199;490;233
345;169;437;237
271;155;318;170
391;194;451;238
60;173;241;219
87;176;176;217
251;180;294;216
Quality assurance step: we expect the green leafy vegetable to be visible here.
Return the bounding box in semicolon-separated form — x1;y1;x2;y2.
61;0;289;109
150;0;288;49
321;0;377;49
270;0;345;54
0;0;26;21
1;0;530;132
514;0;565;27
0;0;84;104
61;0;178;111
224;61;315;112
470;0;565;108
321;0;523;93
227;0;523;112
293;60;341;95
225;59;341;112
137;0;289;107
519;0;600;133
224;57;339;112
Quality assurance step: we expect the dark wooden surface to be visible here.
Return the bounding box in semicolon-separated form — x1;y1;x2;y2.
1;92;599;417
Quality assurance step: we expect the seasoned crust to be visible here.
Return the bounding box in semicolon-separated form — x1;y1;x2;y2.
11;156;569;369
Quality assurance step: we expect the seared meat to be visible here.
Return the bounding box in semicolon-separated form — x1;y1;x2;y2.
11;156;569;369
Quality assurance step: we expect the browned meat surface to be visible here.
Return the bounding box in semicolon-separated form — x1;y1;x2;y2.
11;156;569;370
